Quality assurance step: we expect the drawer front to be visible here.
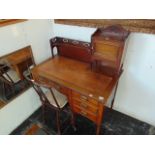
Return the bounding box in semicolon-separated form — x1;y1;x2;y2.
34;76;69;96
95;43;119;62
35;76;55;86
72;99;98;115
72;91;98;107
73;104;97;122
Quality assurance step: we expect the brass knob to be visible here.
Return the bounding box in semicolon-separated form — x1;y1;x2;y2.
98;96;104;102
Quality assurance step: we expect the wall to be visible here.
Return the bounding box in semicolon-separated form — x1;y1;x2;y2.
53;24;155;126
1;21;155;134
0;19;54;134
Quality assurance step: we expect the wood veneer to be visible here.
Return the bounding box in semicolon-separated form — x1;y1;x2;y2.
91;25;130;76
50;37;92;63
0;19;27;27
32;56;120;134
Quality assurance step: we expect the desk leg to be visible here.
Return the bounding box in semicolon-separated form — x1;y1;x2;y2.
71;112;77;131
110;81;119;109
96;104;105;135
96;125;101;135
68;90;77;131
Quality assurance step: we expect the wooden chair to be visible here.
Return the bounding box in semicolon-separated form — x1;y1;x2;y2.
23;71;75;134
0;64;21;100
0;63;20;83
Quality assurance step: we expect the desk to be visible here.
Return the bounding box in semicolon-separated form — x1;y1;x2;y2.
32;56;119;134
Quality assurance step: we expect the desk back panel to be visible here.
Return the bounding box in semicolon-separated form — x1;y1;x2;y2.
50;37;92;63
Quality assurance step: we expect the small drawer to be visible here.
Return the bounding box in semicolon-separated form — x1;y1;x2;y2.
37;76;55;87
73;105;97;122
36;76;69;96
72;91;98;107
35;76;69;96
73;100;98;114
35;76;45;84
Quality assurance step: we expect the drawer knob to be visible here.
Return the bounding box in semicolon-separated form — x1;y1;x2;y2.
89;94;93;97
98;96;104;102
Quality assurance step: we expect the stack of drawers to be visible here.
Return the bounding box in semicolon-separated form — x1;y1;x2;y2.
71;91;99;122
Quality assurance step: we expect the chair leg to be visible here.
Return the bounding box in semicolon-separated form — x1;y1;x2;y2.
42;105;45;124
2;83;6;99
2;83;8;101
11;85;16;95
56;111;61;134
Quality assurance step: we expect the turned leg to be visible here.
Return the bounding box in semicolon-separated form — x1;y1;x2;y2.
56;111;61;134
42;105;46;124
110;81;119;109
71;111;77;131
96;124;101;135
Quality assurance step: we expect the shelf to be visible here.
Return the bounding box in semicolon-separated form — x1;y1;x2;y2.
0;19;27;27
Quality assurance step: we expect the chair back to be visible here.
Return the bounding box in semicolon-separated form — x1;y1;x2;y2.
0;64;14;85
23;71;61;109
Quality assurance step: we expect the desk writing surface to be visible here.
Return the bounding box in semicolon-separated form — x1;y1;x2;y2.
32;56;114;101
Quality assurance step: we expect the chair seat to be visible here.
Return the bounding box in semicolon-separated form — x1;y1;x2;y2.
45;88;68;109
3;70;20;83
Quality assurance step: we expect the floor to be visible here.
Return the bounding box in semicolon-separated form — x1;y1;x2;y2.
11;106;155;135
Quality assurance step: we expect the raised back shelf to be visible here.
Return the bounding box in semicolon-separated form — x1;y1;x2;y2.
91;25;130;77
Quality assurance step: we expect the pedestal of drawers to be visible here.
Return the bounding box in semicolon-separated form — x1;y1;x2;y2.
70;91;105;134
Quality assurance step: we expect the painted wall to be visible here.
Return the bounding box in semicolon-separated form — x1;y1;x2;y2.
0;19;54;134
53;24;155;126
1;21;155;134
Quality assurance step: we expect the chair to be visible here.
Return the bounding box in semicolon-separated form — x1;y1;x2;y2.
0;64;21;100
23;71;75;134
0;63;20;83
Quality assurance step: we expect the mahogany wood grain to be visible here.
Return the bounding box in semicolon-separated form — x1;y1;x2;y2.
0;19;27;27
32;56;113;101
91;25;129;77
50;37;92;63
32;56;120;134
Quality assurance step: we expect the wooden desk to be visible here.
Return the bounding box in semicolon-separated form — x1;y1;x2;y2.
32;56;119;134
